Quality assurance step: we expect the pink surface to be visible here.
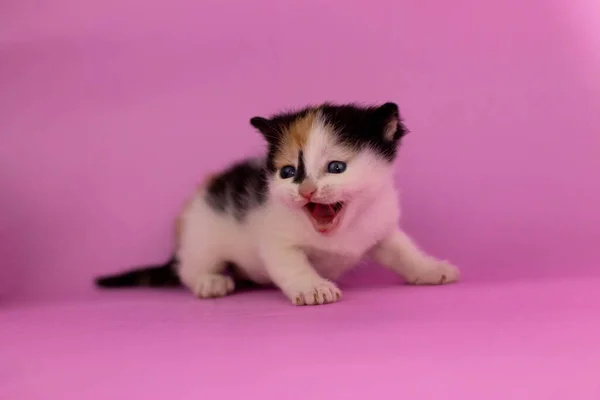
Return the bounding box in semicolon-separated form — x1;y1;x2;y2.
1;0;600;398
3;280;600;399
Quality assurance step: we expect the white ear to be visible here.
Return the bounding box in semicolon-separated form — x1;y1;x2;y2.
383;117;399;141
374;102;404;141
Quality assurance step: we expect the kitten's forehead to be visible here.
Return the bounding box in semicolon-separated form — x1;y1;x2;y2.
273;111;352;173
283;110;317;150
254;102;407;173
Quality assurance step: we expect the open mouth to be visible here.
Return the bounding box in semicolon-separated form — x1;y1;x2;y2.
303;201;345;233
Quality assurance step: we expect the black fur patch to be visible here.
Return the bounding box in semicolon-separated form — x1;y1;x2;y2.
95;256;262;290
94;256;180;288
319;103;408;162
293;150;307;183
204;159;268;221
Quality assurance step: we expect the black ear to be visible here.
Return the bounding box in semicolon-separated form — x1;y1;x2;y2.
250;116;279;143
374;102;408;141
250;116;269;130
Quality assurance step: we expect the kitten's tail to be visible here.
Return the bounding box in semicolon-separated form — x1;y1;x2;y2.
94;256;181;288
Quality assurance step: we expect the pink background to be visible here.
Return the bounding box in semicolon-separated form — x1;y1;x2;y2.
2;0;600;399
1;0;599;301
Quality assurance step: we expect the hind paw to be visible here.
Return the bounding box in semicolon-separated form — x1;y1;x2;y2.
191;274;235;298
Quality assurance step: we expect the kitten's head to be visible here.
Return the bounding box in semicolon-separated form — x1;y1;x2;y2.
250;102;408;235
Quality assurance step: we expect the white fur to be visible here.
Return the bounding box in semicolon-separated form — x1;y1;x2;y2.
176;119;459;305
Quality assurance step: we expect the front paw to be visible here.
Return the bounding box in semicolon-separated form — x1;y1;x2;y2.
405;259;460;285
285;279;342;306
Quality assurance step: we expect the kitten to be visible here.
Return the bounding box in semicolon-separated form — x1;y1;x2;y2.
95;102;459;305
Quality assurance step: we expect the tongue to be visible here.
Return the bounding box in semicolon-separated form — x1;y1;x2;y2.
311;204;336;222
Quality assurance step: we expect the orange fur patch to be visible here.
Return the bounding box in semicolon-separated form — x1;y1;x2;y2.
287;111;316;148
273;111;317;169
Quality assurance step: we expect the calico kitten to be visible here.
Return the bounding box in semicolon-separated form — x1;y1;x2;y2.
95;102;459;305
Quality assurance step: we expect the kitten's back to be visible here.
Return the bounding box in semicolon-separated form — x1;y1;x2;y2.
203;158;269;221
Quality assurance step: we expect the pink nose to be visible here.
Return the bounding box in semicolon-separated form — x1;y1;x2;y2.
300;190;314;200
299;181;317;199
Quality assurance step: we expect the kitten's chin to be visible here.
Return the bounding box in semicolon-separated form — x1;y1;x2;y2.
302;201;346;234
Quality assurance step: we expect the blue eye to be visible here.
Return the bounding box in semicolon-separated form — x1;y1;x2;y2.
280;165;296;179
327;161;347;174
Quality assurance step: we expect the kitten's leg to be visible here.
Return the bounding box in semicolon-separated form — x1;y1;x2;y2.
177;251;235;299
261;247;342;306
370;229;460;285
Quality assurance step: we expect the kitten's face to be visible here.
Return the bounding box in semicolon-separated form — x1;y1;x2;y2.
251;103;408;234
